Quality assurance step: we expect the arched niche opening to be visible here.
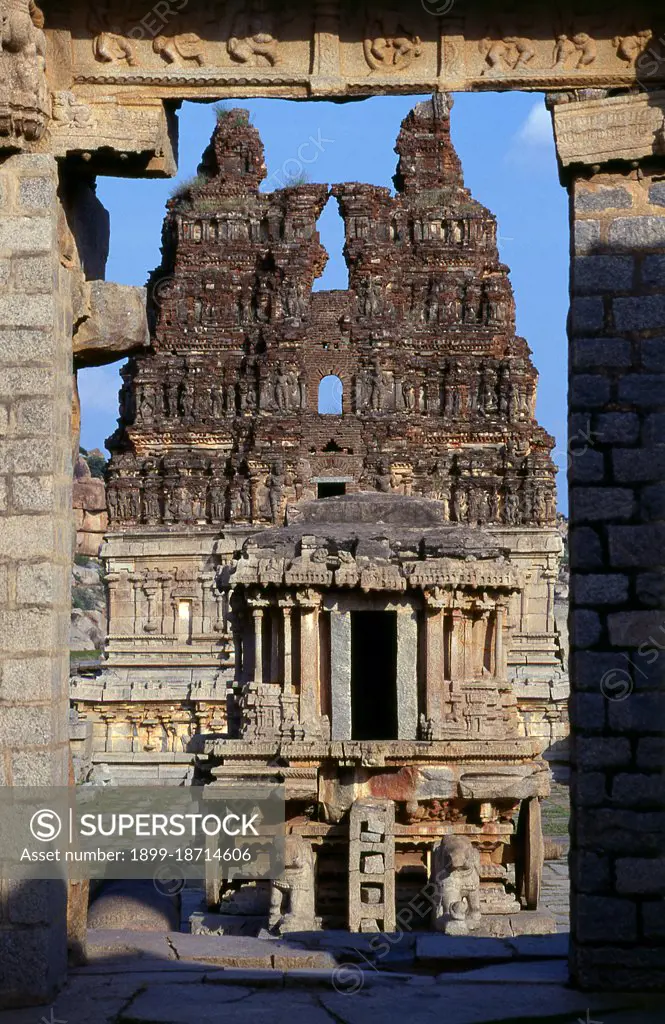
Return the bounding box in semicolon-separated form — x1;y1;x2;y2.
318;374;343;414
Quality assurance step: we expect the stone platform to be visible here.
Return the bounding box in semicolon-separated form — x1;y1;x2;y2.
2;929;663;1024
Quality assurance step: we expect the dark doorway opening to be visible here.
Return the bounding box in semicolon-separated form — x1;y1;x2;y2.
318;481;346;499
351;611;398;740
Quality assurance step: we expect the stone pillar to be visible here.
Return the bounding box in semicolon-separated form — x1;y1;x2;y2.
298;592;321;729
424;599;445;735
0;154;71;1005
552;92;665;991
449;607;464;683
396;607;418;740
269;607;280;683
330;608;352;741
494;603;505;681
251;605;264;685
348;798;395;933
278;598;295;694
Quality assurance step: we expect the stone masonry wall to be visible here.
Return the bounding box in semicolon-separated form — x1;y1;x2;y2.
0;155;71;1006
569;166;665;990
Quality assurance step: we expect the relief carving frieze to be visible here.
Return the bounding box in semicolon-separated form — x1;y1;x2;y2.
34;1;663;109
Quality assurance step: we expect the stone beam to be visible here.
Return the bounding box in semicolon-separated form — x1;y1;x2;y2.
73;281;149;369
45;93;178;179
553;94;665;992
32;3;665;121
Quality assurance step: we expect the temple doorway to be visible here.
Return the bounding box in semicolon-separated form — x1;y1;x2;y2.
317;480;346;498
350;610;398;740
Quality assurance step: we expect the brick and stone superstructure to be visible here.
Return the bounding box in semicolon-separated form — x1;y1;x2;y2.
71;98;567;780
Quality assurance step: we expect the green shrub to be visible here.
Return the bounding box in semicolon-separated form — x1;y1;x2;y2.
72;587;98;612
169;173;207;199
87;453;107;479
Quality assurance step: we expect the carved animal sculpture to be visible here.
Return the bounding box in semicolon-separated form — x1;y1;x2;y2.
432;835;481;935
2;0;45;61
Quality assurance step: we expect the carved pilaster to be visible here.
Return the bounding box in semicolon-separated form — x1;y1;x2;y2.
312;1;342;95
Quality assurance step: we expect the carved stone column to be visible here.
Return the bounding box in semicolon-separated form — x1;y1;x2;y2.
542;569;557;634
552;90;665;992
396;607;418;740
449;606;464;684
278;597;295;694
250;604;265;685
297;590;321;732
269;606;280;683
424;591;446;736
494;603;505;681
330;608;352;740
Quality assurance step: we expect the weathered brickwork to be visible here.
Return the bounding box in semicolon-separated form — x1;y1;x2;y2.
0;154;71;1007
569;166;665;990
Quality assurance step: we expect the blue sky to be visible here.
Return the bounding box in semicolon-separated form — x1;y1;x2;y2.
80;92;569;508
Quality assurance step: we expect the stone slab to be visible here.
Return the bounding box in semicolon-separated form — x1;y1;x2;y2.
320;986;653;1024
166;932;334;970
168;933;274;968
119;985;335;1023
508;933;570;959
85;929;174;960
415;935;513;963
436;959;569;984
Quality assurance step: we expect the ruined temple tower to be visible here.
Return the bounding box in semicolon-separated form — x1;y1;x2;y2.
71;96;567;931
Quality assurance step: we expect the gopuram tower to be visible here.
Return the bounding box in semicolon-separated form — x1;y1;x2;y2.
71;97;567;932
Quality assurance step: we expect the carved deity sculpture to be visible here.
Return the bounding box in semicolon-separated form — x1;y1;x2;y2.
274;362;298;412
432;835;481;936
180;381;195;419
268;462;285;523
136;386;156;425
165;379;179;419
269;835;316;934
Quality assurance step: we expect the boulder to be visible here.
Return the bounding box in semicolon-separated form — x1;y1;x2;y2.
73;280;149;368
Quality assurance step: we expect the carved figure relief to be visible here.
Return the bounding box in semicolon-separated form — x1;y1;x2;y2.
88;2;137;66
227;0;280;67
479;35;536;74
153;33;206;66
363;10;421;72
551;33;597;70
614;30;653;65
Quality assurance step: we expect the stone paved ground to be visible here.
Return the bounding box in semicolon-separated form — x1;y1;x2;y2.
2;931;664;1024
1;957;663;1024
